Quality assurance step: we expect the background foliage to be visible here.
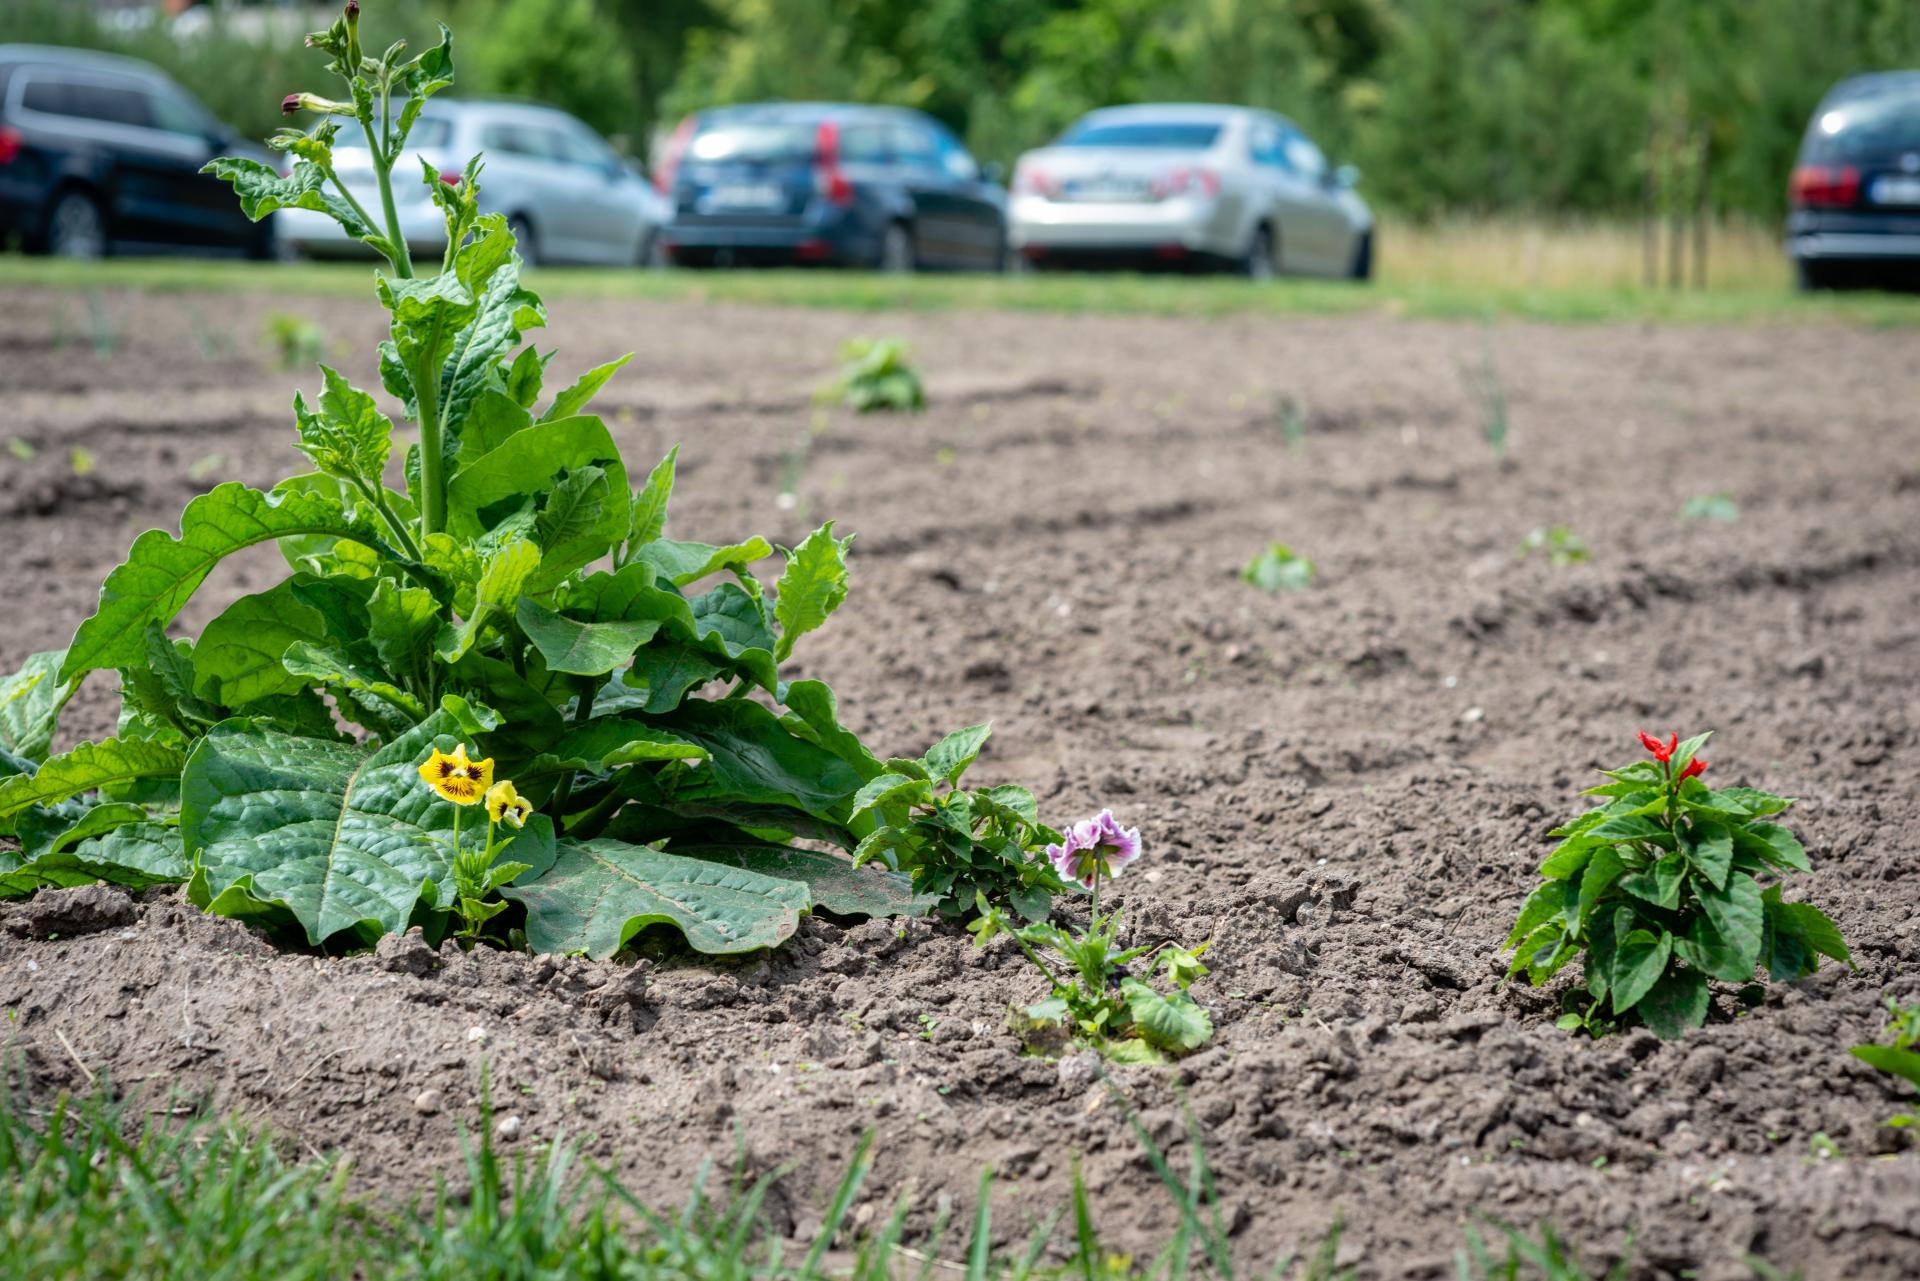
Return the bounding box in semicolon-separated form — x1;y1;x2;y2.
18;0;1920;221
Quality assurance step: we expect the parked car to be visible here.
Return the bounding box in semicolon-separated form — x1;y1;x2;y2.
278;98;667;267
1788;71;1920;290
1008;104;1372;279
0;44;277;258
654;103;1007;271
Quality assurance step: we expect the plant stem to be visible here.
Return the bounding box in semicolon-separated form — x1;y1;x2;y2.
414;359;445;536
348;475;422;562
370;78;413;280
547;681;597;826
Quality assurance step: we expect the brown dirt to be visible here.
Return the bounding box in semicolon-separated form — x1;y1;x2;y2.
2;285;1918;1279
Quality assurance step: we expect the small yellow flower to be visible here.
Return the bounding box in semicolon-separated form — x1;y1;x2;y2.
485;779;532;829
418;743;493;805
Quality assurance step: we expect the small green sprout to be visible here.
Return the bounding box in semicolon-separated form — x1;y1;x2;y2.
1241;543;1315;592
1518;525;1587;566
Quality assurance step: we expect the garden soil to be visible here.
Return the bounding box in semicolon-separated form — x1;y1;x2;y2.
2;286;1917;1278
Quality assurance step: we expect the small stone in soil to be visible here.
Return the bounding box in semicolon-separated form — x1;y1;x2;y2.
412;1088;442;1115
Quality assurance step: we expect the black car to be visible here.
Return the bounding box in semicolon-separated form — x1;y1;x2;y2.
0;44;276;259
1788;71;1920;289
655;103;1006;271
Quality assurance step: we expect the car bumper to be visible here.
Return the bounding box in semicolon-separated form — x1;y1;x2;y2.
278;205;446;257
1786;209;1920;262
661;215;872;265
1008;195;1238;256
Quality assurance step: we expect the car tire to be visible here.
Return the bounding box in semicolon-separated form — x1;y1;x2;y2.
509;214;539;267
45;189;107;260
1349;230;1374;281
1239;223;1276;280
641;229;670;269
878;222;915;273
1793;258;1843;292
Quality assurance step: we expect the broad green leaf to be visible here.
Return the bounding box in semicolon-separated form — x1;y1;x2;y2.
435;538;539;663
773;522;853;662
671;841;936;919
445;415;626;546
1683;819;1733;890
570;566;778;692
378;270;481;402
191;581;330;707
440;241;547;447
540;353;631;422
520;719;708;780
1636;966;1710;1040
689;583;778;664
530;465;615;588
503;837;810;957
922;724;992;788
1715;786;1791;817
1502;881;1567;951
0;821;187;899
367;580;440;680
1572;843;1626;931
0;650;75;762
632;537;774;588
516;598;664;677
1670;731;1712;778
981;784;1040;825
1120;979;1212;1053
1618;850;1686;909
1538;837;1595;881
62;483;383;682
15;800;147;858
1735;821;1810;873
1852;1045;1920;1093
1778;900;1852;969
653;698;864;824
0;737;186;819
293;365;393;484
1676;912;1756;983
627;446;678;547
282;643;425;727
850;772;934;821
1583;906;1618;1000
623;643;729;713
1697;872;1765;976
1609;928;1671;1013
456;387;535;467
202;157;390;255
182;711;555;945
779;679;885;781
1586;814;1669;845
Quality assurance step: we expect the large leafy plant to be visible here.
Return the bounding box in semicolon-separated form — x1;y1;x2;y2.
1502;731;1851;1040
0;3;1062;955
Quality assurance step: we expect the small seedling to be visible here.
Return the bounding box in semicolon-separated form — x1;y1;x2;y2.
1850;995;1920;1127
69;447;95;477
1275;395;1306;450
819;337;925;413
1458;334;1509;459
83;291;118;360
1681;493;1739;522
265;312;326;370
1241;543;1315;592
1504;730;1851;1040
1518;526;1587;566
7;439;35;462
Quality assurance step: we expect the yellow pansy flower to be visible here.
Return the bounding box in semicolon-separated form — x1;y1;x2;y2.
485;779;532;829
418;743;494;805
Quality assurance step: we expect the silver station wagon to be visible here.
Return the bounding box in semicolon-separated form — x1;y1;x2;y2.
1008;103;1372;279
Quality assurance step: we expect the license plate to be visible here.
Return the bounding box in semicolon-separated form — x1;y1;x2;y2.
1065;177;1148;202
700;183;785;212
1870;175;1920;206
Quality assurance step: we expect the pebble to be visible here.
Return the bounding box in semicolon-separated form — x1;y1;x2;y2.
495;1114;524;1142
465;1025;488;1044
412;1088;442;1116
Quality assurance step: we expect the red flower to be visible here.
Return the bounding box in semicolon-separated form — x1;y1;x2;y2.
1679;757;1708;782
281;94;302;116
1638;731;1677;764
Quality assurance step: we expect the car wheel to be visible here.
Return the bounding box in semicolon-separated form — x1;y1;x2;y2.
641;229;670;269
46;189;107;260
878;222;915;273
509;214;539;267
1349;230;1373;281
1239;224;1276;280
1793;258;1842;292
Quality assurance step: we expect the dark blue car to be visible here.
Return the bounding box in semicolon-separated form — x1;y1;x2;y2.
1788;71;1920;290
655;103;1007;271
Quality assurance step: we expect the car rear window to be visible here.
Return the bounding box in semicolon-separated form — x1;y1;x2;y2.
1056;121;1222;149
19;74;152;128
334;117;454;149
1804;86;1920;163
688;121;818;163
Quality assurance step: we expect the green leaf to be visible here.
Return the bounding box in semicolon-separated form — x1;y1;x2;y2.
191;581;330;707
922;724;992;788
440;224;546;431
773;522;853;662
653;698;864;824
1715;786;1791;818
1676;912;1757;983
445;415;626;547
1120;979;1212;1053
1670;731;1712;777
530;465;615;588
850;773;934;821
521;719;708;779
516;598;664;677
631;537;774;588
1778;900;1852;969
1852;1045;1920;1093
62;483;382;682
1586;814;1669;845
622;643;729;714
1683;819;1734;890
502;838;810;957
0;650;76;762
1608;928;1671;1013
0;737;186;819
293;365;393;484
1573;844;1626;931
281;643;425;727
1635;966;1710;1040
1696;871;1765;977
627;446;678;547
0;821;188;899
1538;837;1595;881
1735;821;1810;873
16;800;147;858
202;157;389;254
366;580;440;679
1503;881;1568;951
670;841;936;919
181;711;555;946
435;538;540;663
540;354;631;422
1618;851;1686;909
776;679;885;782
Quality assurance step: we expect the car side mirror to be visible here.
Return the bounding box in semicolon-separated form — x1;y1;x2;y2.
1334;163;1360;190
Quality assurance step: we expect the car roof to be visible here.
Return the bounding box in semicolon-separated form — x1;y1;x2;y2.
0;44;176;86
1822;70;1920;105
697;102;929;126
1073;103;1252;125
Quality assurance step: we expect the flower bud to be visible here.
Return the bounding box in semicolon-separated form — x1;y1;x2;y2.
281;93;303;116
346;0;360;17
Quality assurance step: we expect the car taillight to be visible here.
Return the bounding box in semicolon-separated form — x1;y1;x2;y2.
1790;164;1860;208
814;121;853;206
1012;162;1059;198
1149;167;1220;200
656;115;696;194
0;126;22;166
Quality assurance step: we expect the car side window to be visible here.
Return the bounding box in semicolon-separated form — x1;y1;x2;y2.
1284;131;1327;181
1248;120;1290;170
556;127;616;171
21;74;152;129
147;90;209;139
838;123;889;164
482;122;548;160
889;122;942;173
934;129;979;182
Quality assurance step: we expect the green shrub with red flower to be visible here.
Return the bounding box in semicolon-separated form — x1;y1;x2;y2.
1503;730;1852;1040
